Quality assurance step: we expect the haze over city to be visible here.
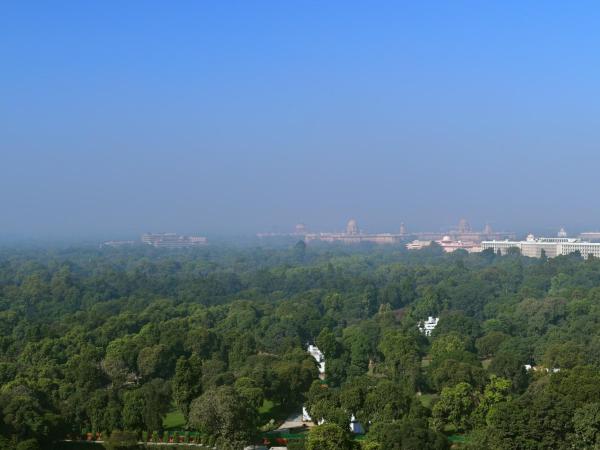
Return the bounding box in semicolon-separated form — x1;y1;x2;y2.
8;3;600;450
3;2;600;240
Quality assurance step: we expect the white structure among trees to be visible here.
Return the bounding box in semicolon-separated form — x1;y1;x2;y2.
418;317;439;336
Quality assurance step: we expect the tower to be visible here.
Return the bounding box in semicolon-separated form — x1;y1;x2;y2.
458;218;471;233
484;223;492;235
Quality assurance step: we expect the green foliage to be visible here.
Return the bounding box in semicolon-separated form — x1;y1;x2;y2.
172;355;202;420
572;402;600;449
366;418;449;450
306;423;352;450
105;430;139;450
188;385;257;443
2;242;600;448
431;382;477;432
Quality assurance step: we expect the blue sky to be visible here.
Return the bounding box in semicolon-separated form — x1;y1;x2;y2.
2;1;600;238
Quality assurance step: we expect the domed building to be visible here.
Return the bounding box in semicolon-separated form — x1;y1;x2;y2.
294;223;307;234
346;219;359;235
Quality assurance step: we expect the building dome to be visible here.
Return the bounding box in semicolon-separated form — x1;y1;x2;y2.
526;233;535;241
295;223;307;234
442;235;452;242
558;227;567;238
346;219;359;235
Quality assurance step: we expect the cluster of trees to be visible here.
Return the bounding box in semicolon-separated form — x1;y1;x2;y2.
1;242;600;449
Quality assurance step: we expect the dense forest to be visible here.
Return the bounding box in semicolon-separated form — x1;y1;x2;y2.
1;240;600;449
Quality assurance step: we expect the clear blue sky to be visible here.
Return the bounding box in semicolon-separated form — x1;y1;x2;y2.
2;1;600;239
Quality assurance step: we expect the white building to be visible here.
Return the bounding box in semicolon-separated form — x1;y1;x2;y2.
406;240;432;250
302;405;324;424
302;406;312;422
418;317;439;336
350;414;365;434
482;234;600;259
307;344;325;375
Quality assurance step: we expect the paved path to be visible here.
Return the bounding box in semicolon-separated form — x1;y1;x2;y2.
277;412;312;430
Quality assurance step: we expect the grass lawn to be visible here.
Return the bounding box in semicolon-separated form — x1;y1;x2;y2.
163;409;186;430
259;399;300;426
259;399;275;415
418;393;438;408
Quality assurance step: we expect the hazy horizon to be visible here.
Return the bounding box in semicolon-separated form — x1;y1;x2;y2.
3;2;600;240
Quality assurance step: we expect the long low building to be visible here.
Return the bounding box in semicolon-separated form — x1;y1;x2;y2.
482;235;600;259
141;233;207;248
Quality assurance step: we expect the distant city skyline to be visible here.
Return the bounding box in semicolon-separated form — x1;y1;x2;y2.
1;216;598;243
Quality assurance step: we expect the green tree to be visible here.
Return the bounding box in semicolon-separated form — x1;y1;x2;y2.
306;423;352;450
378;330;421;386
572;402;600;449
122;380;170;432
234;377;264;409
173;355;202;420
316;328;341;359
471;376;511;427
431;382;477;432
367;419;449;450
136;344;169;379
188;386;257;443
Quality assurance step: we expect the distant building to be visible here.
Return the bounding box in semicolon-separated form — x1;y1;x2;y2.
101;240;135;248
308;344;326;377
524;364;560;373
414;219;516;243
579;231;600;242
141;233;207;248
407;236;481;253
399;222;407;236
304;219;406;245
406;240;432;250
437;236;482;253
482;233;600;259
295;223;307;234
346;218;359;235
259;218;514;245
418;317;439;336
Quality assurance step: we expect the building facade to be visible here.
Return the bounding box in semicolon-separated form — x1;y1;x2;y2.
482;234;600;259
141;233;207;248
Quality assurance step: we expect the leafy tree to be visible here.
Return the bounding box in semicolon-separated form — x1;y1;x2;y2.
471;376;511;427
137;344;170;379
316;328;341;359
431;382;477;432
173;355;202;420
306;423;352;450
367;419;449;450
572;402;600;449
378;330;421;386
122;380;170;432
188;386;257;443
476;331;509;358
234;377;264;409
